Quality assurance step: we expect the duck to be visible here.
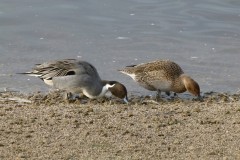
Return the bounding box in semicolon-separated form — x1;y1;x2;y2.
118;59;201;100
20;59;128;103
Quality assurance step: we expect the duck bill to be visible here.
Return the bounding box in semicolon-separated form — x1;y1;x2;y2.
123;96;129;104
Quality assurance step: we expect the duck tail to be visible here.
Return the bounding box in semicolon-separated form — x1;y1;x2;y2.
16;72;40;77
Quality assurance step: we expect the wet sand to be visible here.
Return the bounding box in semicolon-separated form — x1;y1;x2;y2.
0;91;240;159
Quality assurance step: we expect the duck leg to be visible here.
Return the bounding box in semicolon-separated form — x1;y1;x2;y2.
156;90;161;101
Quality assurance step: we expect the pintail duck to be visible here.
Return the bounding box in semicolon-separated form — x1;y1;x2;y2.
20;59;128;103
119;60;201;100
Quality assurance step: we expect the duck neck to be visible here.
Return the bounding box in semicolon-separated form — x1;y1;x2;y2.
171;74;187;93
82;80;107;99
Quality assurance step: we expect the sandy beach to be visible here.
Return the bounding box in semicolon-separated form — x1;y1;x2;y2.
0;91;240;159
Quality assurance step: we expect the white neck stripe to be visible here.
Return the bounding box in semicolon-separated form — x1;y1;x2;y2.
106;83;115;89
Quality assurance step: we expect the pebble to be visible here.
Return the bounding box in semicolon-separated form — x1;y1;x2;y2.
188;146;195;150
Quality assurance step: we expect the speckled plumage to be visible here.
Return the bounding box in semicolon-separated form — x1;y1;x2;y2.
119;60;200;99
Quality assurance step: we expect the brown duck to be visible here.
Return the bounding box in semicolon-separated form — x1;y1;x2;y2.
119;60;201;100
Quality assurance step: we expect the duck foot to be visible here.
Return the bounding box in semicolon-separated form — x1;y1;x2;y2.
64;92;80;100
64;92;83;103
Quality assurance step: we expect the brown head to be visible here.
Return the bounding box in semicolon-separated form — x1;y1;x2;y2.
181;74;200;97
105;81;128;103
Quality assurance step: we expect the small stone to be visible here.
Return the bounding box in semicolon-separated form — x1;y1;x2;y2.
85;131;90;137
87;108;94;112
122;130;130;135
173;140;180;144
128;113;134;117
194;108;201;112
18;153;28;158
208;151;217;155
158;134;164;137
102;133;108;137
25;135;32;138
223;157;228;160
188;146;195;150
88;120;93;124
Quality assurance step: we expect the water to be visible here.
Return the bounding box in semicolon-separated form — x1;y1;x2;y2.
0;0;240;95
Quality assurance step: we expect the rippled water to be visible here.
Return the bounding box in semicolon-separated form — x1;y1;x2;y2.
0;0;240;95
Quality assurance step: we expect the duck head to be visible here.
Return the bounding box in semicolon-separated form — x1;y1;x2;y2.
105;81;128;103
181;74;201;98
